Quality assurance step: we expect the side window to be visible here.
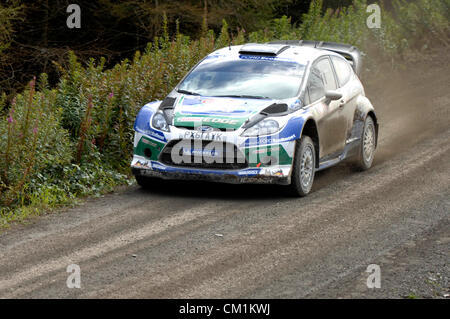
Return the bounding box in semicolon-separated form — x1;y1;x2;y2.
331;56;352;87
307;66;325;103
315;57;338;91
304;88;310;105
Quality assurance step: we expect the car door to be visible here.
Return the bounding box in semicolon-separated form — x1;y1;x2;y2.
330;55;358;144
307;56;347;158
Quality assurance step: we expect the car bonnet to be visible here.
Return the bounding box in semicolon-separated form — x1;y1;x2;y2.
172;95;277;130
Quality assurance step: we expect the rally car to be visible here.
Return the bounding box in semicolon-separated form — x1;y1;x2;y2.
131;40;378;196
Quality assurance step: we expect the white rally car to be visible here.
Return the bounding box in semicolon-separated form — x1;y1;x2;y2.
131;41;378;196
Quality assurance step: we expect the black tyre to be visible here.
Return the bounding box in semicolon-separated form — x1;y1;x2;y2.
354;116;376;171
135;174;156;189
288;135;316;197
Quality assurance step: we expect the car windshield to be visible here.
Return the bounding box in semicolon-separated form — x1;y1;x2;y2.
177;56;306;100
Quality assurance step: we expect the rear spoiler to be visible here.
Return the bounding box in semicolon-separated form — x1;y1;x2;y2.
268;40;362;76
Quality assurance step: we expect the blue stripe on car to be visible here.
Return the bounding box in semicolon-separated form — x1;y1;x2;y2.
150;161;261;176
133;103;167;142
241;116;305;147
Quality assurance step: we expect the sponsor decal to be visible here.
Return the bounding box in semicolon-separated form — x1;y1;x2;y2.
238;169;260;176
133;160;151;169
142;138;157;147
289;99;303;110
243;134;297;147
197;125;215;132
252;146;280;155
177;96;262;117
183;110;248;115
271;168;284;176
146;129;166;142
181;97;201;106
150;162;166;170
204;54;224;60
182;148;221;157
239;55;299;64
262;167;286;176
177;117;239;125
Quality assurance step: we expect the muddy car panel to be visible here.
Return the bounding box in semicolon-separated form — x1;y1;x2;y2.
131;42;378;184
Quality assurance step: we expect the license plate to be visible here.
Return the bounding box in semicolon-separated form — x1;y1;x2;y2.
182;131;224;141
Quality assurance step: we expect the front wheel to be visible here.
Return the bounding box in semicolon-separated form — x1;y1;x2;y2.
135;174;157;189
354;116;376;171
288;136;316;197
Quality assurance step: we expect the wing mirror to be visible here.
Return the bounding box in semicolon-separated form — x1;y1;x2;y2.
325;90;343;101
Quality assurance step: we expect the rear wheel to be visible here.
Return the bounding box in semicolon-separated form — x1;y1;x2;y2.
354;116;376;171
288;136;316;197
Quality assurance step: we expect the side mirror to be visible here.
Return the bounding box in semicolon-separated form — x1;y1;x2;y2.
325;90;343;101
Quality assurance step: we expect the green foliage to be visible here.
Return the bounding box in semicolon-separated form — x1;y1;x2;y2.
0;78;73;207
216;19;231;49
0;1;22;55
392;0;450;49
272;16;298;40
0;1;23;91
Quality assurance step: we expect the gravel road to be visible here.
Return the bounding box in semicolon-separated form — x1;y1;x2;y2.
0;52;448;299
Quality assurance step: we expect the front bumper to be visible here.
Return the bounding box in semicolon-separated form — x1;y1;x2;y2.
131;156;292;185
131;118;302;185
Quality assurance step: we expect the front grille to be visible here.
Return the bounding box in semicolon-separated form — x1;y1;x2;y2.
160;139;248;170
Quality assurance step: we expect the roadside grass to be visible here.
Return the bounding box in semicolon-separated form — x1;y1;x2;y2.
0;0;448;229
0;177;133;229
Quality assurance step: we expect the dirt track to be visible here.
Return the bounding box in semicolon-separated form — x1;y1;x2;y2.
0;51;448;299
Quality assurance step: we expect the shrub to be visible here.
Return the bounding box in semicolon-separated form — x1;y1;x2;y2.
0;76;73;207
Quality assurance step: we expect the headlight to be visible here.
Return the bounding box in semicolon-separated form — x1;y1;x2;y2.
152;112;170;132
242;119;280;136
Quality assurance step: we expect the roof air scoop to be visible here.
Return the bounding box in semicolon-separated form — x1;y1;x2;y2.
239;43;290;56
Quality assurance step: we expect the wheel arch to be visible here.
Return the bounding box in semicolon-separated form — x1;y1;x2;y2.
366;110;379;147
354;95;379;147
300;118;320;168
